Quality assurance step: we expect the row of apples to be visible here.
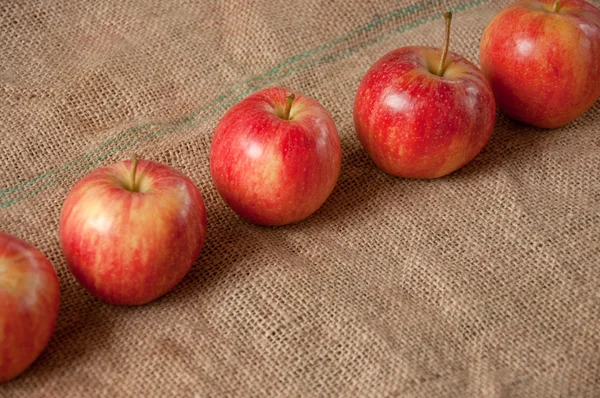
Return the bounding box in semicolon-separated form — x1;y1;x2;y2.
2;0;599;383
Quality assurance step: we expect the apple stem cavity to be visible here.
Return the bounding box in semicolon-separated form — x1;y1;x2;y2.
437;12;453;77
130;154;140;192
283;93;295;120
552;0;560;12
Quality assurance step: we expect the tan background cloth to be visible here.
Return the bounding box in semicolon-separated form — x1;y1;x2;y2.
1;0;599;396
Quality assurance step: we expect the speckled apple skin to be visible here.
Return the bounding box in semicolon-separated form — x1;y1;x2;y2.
354;46;496;179
480;0;600;128
60;160;207;305
210;87;341;226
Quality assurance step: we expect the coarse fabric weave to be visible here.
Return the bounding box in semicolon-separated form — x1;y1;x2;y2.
1;0;599;396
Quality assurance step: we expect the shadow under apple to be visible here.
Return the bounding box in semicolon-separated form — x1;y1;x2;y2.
446;108;598;181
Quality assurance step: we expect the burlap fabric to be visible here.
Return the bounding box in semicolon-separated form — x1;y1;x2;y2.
1;0;599;396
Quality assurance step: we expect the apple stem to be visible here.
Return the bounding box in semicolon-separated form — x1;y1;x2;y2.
283;93;295;120
437;12;453;77
131;154;140;192
552;0;560;12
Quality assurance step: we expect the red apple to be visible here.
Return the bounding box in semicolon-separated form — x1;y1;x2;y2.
0;231;60;383
59;157;207;305
480;0;600;128
210;87;341;226
354;13;496;179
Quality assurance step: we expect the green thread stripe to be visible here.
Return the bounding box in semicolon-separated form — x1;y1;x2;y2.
1;0;450;202
0;0;441;200
1;0;489;209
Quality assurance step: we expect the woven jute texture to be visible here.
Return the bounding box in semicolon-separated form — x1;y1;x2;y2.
1;0;599;396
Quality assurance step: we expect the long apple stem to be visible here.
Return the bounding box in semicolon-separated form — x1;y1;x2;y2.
131;154;140;192
552;0;560;12
283;93;295;120
437;12;453;77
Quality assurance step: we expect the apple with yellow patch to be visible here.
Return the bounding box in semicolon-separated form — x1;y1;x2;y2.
480;0;600;128
0;231;60;383
59;157;207;305
210;87;342;226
